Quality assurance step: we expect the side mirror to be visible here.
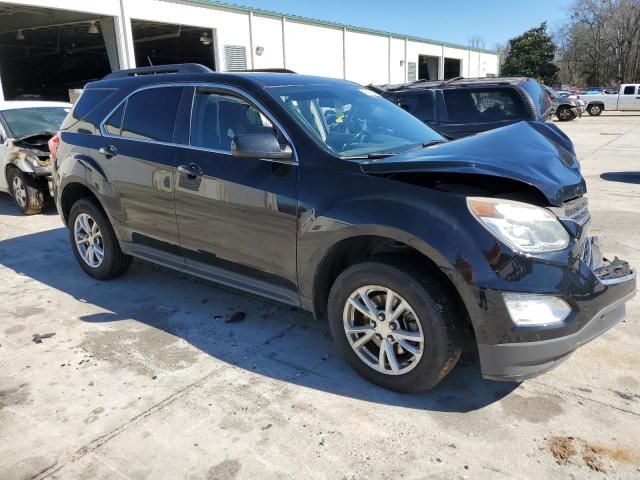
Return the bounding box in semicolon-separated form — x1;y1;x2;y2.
231;132;292;161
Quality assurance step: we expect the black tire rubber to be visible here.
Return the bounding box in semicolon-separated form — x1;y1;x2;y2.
556;106;575;122
588;104;603;116
327;256;463;393
68;197;131;280
8;168;44;215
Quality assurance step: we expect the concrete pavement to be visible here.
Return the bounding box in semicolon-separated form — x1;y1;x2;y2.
1;112;639;479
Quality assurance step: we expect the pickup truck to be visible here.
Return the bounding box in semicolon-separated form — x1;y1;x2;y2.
584;84;640;115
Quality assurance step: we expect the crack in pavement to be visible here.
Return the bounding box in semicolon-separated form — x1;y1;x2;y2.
530;379;640;417
33;364;230;480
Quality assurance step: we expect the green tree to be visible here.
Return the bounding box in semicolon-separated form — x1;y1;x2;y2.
501;22;559;84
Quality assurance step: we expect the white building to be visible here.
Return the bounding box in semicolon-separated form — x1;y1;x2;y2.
0;0;499;101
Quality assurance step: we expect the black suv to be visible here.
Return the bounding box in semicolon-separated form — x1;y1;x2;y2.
371;77;553;139
52;64;635;392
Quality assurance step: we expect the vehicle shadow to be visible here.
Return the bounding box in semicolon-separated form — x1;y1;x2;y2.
600;172;640;184
0;226;519;413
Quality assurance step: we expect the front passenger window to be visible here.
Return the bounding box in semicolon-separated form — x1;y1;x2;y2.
190;89;275;152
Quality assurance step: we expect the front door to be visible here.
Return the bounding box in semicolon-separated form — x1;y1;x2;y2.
618;85;640;111
174;87;299;304
95;86;184;261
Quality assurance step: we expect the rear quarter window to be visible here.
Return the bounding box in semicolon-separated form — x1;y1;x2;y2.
60;89;117;131
443;88;527;122
519;79;551;118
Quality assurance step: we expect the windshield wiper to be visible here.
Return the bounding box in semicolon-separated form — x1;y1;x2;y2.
344;152;398;160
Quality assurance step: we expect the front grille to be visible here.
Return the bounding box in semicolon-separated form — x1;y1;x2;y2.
562;196;590;225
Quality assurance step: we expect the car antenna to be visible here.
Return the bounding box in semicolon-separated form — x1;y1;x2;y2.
147;56;153;66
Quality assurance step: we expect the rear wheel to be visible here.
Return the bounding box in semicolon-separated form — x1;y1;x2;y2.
588;104;602;116
556;106;575;121
328;257;462;392
8;168;44;215
68;198;131;280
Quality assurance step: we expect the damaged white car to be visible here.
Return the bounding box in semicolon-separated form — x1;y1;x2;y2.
0;101;71;214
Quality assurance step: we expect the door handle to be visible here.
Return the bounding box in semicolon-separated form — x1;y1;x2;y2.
177;163;203;178
99;145;118;158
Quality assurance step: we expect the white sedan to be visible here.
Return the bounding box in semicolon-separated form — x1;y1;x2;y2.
0;101;71;214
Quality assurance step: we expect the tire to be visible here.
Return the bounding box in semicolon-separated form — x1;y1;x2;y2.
588;104;603;116
8;168;44;215
68;197;131;280
327;256;462;393
556;106;575;122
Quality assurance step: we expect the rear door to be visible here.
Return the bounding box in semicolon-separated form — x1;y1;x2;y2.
173;86;299;304
618;85;640;111
97;85;184;261
439;87;529;138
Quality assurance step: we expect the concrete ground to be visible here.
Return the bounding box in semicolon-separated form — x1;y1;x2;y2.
1;112;639;480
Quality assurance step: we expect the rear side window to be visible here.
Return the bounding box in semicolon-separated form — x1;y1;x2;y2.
443;88;527;122
623;86;637;95
396;93;434;122
120;87;182;142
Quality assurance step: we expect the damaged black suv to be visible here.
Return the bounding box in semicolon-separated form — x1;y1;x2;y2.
52;64;636;392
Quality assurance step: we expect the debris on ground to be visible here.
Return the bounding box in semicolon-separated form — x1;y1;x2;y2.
548;436;577;464
32;333;56;344
582;445;607;473
225;311;246;324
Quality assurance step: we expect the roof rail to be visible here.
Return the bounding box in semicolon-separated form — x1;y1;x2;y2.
103;63;213;79
239;68;297;73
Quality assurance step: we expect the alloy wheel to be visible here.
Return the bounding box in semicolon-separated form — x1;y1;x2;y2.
12;175;26;208
558;108;572;120
74;213;105;268
343;285;424;375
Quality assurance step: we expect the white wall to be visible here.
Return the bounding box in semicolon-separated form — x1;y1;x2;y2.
251;14;284;69
284;20;343;78
389;38;406;84
1;0;499;84
345;30;388;85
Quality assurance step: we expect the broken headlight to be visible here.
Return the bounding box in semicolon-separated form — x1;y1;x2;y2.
467;197;570;253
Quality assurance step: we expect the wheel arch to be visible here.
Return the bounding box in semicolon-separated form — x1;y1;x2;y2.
311;233;473;336
60;181;107;226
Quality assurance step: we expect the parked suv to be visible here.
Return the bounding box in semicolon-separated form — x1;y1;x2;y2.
371;77;553;139
53;64;635;392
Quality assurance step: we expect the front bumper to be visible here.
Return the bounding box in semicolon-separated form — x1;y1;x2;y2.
459;236;636;382
479;287;634;381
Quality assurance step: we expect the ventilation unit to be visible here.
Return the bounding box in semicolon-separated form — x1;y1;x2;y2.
224;45;247;71
407;62;417;82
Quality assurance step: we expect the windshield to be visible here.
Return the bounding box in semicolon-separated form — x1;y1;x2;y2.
266;84;444;158
1;107;70;139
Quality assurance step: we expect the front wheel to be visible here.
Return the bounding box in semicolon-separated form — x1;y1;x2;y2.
68;198;131;280
556;106;575;121
8;169;44;215
328;257;462;392
588;104;603;116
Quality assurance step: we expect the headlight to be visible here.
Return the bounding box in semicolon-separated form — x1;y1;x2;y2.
467;197;570;253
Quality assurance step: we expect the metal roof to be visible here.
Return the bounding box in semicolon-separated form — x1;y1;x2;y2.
186;0;498;55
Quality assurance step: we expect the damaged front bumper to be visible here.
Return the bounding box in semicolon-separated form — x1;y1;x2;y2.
465;236;636;382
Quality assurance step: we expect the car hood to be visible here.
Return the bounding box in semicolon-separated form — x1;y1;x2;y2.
359;121;585;206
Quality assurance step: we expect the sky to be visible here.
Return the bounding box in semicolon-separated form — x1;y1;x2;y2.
221;0;573;49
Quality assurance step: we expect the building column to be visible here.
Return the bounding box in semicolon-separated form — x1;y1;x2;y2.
118;0;136;69
439;45;445;80
248;12;255;69
342;27;347;80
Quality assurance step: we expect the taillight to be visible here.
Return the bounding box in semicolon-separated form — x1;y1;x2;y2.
48;132;60;167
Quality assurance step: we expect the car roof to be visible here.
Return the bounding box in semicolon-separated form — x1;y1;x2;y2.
373;76;530;93
88;71;356;91
0;101;72;111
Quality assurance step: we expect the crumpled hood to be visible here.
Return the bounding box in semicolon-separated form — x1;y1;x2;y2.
359;121;586;206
